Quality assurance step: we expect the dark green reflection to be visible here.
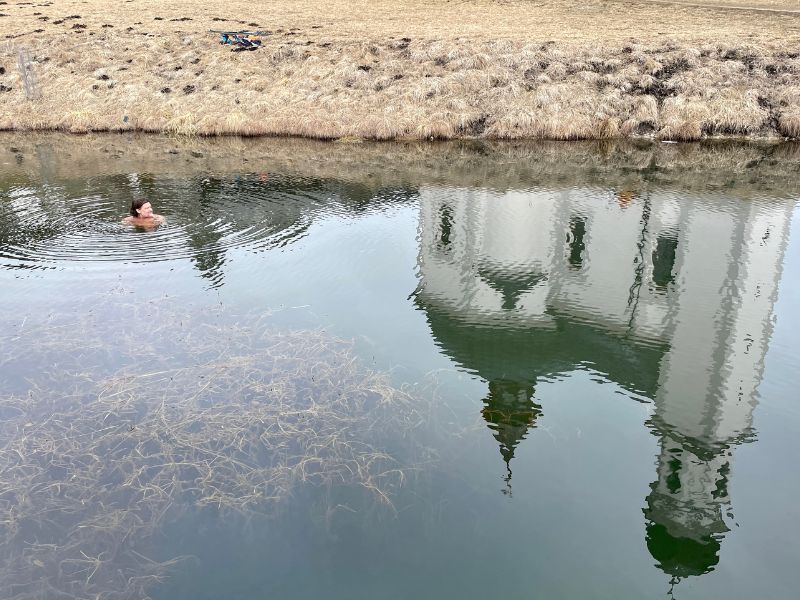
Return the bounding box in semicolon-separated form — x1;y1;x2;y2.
567;216;586;269
418;301;666;484
646;523;721;578
652;234;679;290
643;432;738;579
481;380;542;495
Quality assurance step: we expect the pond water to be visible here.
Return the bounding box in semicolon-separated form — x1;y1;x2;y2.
1;135;799;600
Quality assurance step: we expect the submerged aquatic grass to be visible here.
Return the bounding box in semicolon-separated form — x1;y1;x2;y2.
0;296;429;600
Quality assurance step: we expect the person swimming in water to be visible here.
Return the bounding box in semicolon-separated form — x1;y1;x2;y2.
123;198;164;228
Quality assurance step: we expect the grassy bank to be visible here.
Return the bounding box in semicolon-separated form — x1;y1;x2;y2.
1;0;799;140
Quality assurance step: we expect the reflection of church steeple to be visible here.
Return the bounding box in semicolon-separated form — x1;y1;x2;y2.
480;380;542;494
639;194;791;584
414;297;666;496
643;431;734;579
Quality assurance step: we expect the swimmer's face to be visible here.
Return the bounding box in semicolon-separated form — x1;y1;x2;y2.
136;202;154;218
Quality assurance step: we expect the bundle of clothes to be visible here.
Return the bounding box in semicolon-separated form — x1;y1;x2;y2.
217;32;264;51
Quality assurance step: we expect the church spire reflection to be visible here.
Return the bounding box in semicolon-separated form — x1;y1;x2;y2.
413;182;793;579
644;433;732;578
481;380;542;495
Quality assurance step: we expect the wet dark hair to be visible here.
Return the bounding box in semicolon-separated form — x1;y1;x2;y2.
130;198;149;217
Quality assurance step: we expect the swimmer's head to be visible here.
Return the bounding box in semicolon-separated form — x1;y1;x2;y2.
130;198;153;218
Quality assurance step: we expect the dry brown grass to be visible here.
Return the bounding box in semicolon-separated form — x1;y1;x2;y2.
645;0;799;10
0;0;798;140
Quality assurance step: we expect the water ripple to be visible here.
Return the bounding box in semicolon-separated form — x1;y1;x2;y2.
0;174;379;273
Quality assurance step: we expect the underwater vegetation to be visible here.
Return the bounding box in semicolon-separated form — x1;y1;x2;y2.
0;296;428;599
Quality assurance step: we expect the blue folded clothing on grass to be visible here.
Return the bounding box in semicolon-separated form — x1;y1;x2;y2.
218;32;263;51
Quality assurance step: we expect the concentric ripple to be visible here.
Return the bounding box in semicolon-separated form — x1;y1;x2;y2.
0;173;398;275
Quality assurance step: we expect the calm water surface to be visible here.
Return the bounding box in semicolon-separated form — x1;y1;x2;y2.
1;136;799;599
